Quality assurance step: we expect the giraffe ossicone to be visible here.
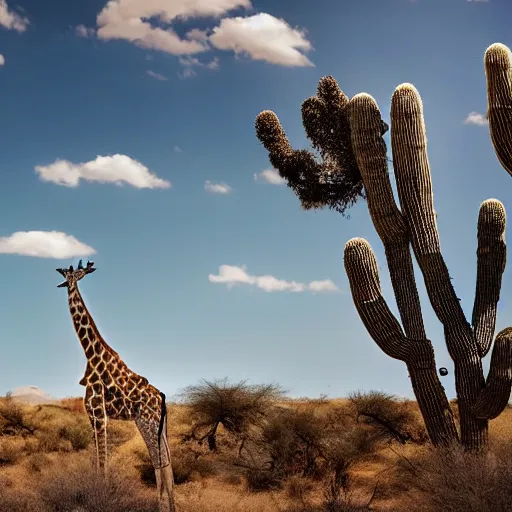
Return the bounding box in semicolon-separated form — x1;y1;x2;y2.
56;260;176;512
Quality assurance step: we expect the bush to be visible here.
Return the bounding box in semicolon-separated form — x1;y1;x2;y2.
0;395;35;436
245;467;282;492
0;437;26;465
349;391;427;444
402;443;512;511
0;476;41;512
58;419;92;450
27;452;52;473
37;459;160;512
179;378;284;451
240;408;327;491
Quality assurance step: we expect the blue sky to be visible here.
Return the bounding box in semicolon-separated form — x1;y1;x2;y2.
0;0;510;402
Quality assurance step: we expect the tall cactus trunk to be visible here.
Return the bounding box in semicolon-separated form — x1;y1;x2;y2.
255;43;512;451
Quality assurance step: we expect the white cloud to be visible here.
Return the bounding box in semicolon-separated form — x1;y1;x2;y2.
35;154;171;189
96;0;250;55
146;69;168;81
75;24;96;38
308;280;338;293
467;0;489;2
0;231;96;259
209;265;338;293
254;168;286;185
209;13;313;67
186;28;209;43
174;145;183;153
464;111;488;126
0;0;29;32
0;54;4;66
205;180;232;194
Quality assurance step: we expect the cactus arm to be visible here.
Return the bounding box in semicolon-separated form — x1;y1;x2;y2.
472;199;507;357
484;43;512;177
473;327;512;420
344;238;459;445
347;93;426;340
343;238;412;362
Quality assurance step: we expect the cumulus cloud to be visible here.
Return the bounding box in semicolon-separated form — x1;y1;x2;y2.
146;69;168;81
205;180;232;194
464;111;488;126
308;280;338;293
0;231;96;259
209;265;338;293
95;0;250;54
89;1;313;68
209;13;313;67
254;168;286;185
0;0;29;32
35;154;170;189
75;24;96;38
0;54;4;66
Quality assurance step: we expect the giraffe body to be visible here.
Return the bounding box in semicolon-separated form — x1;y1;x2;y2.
57;261;175;512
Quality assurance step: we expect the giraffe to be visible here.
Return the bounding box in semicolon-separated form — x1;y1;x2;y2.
56;260;176;512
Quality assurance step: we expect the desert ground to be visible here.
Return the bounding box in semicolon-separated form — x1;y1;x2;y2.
1;384;512;512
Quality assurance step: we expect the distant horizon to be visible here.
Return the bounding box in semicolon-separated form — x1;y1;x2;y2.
5;384;428;403
0;0;510;403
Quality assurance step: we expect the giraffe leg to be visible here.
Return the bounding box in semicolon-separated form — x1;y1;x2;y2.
135;413;175;512
85;388;109;476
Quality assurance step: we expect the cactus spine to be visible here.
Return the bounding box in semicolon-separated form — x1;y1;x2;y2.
255;45;512;450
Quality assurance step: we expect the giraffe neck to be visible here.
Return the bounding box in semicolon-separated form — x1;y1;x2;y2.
67;283;119;361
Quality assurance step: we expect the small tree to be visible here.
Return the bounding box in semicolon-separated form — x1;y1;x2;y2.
179;378;284;451
254;43;512;451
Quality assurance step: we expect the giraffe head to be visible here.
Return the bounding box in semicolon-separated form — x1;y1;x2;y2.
56;260;96;288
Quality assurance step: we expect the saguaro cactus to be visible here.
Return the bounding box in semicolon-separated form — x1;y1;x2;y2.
255;45;512;450
485;43;512;176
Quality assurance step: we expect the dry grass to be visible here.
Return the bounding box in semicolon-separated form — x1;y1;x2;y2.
1;393;512;511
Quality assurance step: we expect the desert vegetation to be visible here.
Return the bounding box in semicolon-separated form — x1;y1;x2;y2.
2;384;512;511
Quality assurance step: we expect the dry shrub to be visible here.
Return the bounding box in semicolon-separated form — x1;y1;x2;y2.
179;378;283;451
285;475;315;501
0;396;35;436
244;467;282;492
241;408;326;492
27;452;52;473
58;420;91;450
36;459;159;512
34;409;91;453
171;446;212;484
0;479;41;512
0;437;27;465
349;391;427;444
401;443;512;512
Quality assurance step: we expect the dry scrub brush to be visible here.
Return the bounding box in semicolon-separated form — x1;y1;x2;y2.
398;442;512;512
178;378;284;452
0;458;159;512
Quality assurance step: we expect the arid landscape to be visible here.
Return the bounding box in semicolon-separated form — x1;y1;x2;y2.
1;383;512;512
